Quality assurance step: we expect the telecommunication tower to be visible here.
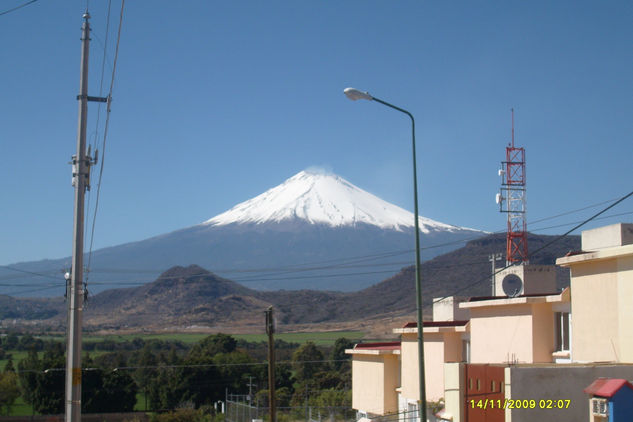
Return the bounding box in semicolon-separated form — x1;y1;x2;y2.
496;109;528;265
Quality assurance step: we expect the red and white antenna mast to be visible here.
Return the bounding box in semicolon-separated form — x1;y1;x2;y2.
496;109;528;264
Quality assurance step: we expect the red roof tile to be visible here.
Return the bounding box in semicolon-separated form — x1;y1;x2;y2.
584;378;633;398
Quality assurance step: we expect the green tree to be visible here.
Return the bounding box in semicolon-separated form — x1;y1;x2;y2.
15;343;66;414
4;333;18;350
133;344;158;410
176;334;250;408
82;368;138;413
149;352;186;411
3;358;15;373
17;349;40;405
0;371;20;415
32;345;65;414
18;342;137;415
292;342;325;383
188;334;237;359
255;386;292;409
213;350;255;393
330;338;353;372
150;408;207;422
313;389;350;419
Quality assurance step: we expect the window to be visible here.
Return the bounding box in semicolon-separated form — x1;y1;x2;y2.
554;312;570;352
462;340;470;363
407;402;418;422
591;398;608;416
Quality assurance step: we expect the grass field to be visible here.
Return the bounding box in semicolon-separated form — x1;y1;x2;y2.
1;330;364;370
79;330;365;346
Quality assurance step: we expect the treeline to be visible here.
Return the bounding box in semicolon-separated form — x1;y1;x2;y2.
0;333;354;418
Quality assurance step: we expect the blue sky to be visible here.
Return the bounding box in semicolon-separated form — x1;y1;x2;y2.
1;0;632;265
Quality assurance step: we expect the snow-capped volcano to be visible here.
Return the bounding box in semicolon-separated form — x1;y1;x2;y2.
4;169;484;295
205;170;461;233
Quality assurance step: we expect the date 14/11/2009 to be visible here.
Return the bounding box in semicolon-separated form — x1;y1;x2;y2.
469;399;571;410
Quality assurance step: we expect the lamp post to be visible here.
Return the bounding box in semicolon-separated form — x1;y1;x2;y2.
344;87;427;422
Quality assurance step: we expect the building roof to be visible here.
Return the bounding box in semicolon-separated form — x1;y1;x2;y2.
557;243;633;266
460;288;570;309
467;292;559;302
402;321;469;328
354;342;401;351
584;378;633;398
345;341;401;356
393;320;470;334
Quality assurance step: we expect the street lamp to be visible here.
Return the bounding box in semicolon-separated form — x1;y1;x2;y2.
344;87;427;422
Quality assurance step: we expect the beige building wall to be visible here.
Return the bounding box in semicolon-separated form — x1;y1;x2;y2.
399;334;419;401
531;302;555;363
399;333;452;402
569;260;620;362
557;223;633;363
464;295;563;365
469;305;534;364
443;332;463;363
350;354;399;415
617;255;633;361
443;362;465;422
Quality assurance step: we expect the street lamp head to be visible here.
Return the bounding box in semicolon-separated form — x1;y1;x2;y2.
343;87;373;101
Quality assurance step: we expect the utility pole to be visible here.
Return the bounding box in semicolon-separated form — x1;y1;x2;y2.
65;12;107;422
489;253;503;295
265;307;276;422
246;376;255;404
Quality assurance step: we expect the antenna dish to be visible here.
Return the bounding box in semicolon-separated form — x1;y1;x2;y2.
502;273;523;298
495;193;502;204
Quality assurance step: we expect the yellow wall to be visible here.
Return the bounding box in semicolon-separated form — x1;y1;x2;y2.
443;332;463;363
400;332;462;402
571;259;620;362
468;302;557;364
531;303;555;362
617;256;633;362
469;305;535;364
400;334;422;401
351;354;399;415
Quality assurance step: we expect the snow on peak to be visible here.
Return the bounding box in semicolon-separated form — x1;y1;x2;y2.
204;170;463;232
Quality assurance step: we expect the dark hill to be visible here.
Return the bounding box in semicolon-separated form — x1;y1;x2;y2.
2;233;581;331
338;232;581;319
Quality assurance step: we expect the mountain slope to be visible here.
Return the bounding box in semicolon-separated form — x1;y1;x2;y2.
206;170;464;232
1;170;484;296
4;233;579;331
84;265;272;329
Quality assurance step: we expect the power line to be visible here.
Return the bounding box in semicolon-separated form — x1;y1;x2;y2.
429;188;633;307
0;264;63;281
529;189;633;260
1;196;630;292
0;196;611;283
17;358;351;374
0;0;38;16
85;0;125;290
529;211;633;232
528;197;622;225
83;0;113;259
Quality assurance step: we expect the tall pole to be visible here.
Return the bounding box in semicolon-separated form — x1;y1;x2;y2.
65;12;91;422
344;88;427;421
371;96;427;422
265;307;276;422
489;253;503;295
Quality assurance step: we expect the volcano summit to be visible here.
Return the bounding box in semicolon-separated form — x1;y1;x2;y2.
2;170;484;295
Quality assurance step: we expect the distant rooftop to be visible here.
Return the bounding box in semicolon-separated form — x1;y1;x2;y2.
345;341;401;355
